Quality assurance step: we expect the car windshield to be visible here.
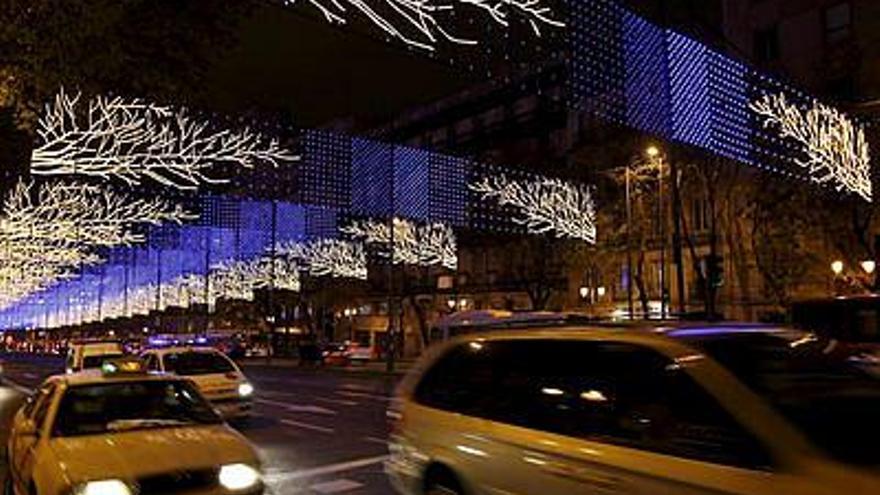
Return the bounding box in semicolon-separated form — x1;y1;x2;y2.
688;332;880;467
53;380;221;437
82;353;124;369
164;351;235;375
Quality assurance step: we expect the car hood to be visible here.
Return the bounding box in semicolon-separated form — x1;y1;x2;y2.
50;424;258;483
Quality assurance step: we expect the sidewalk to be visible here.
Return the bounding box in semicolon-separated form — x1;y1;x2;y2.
239;357;415;377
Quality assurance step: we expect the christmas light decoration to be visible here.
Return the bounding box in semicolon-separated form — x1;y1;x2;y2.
31;89;297;190
277;239;367;280
471;175;597;243
751;92;872;201
289;0;565;51
1;180;193;248
341;217;457;269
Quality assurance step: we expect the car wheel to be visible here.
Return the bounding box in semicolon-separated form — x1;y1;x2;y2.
424;468;464;495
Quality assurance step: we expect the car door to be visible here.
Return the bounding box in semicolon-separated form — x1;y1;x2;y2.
475;339;784;495
11;383;55;492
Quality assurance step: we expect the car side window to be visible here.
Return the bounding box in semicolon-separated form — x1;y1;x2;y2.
144;354;159;372
414;343;498;416
30;384;56;436
415;339;771;471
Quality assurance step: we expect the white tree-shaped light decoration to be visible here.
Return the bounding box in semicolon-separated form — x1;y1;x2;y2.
287;0;565;51
31;89;297;190
0;180;193;310
751;92;872;202
0;180;193;248
277;239;368;280
470;174;598;243
341;218;458;269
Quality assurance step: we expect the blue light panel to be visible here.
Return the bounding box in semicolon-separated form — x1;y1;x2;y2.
393;146;430;221
351;138;393;216
623;11;670;136
302;130;352;208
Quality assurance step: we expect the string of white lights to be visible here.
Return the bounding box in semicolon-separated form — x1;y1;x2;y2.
276;239;368;280
286;0;565;51
0;180;194;248
471;174;598;243
0;180;193;310
341;217;458;269
751;92;872;202
31;88;298;190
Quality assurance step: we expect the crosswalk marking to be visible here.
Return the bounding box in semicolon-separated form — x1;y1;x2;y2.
265;455;389;483
309;479;364;493
335;390;389;402
280;418;335;434
255;398;337;415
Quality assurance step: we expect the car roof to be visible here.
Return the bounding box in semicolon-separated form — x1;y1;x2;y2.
50;370;185;387
144;346;222;355
445;322;793;346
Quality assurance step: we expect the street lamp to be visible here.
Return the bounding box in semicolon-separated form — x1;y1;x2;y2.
831;260;845;275
597;286;607;298
579;286;589;300
861;260;876;275
646;145;668;319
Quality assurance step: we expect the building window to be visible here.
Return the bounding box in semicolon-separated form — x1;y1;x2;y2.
824;3;852;44
753;25;779;62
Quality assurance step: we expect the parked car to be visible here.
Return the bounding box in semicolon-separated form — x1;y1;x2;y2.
387;324;880;495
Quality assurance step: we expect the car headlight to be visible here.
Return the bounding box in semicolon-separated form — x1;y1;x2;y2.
218;463;261;491
238;382;254;397
73;479;133;495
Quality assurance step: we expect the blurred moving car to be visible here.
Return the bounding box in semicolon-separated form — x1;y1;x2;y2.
5;358;263;495
322;343;350;366
140;347;254;420
346;343;375;364
65;340;125;374
387;324;880;495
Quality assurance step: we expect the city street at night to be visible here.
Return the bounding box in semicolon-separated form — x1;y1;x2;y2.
3;0;880;494
1;357;397;494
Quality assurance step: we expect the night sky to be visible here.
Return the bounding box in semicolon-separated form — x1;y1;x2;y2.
206;5;475;130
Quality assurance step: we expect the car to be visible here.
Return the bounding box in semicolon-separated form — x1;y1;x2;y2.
140;347;254;420
5;358;263;495
346;343;375;363
322;343;350;366
386;324;880;495
64;340;125;374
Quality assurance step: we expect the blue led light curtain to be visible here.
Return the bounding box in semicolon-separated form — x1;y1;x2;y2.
568;0;820;179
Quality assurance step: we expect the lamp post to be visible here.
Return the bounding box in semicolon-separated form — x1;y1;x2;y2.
647;145;668;319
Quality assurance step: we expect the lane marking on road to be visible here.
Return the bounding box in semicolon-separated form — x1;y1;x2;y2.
362;436;387;445
314;397;359;406
279;418;335;434
261;390;359;407
264;455;388;484
0;378;34;395
335;390;389;402
255;398;337;415
309;479;364;493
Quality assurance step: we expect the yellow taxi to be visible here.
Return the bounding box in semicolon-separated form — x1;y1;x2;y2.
5;358;264;495
386;325;880;495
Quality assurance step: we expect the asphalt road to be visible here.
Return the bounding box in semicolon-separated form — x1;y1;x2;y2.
0;355;399;495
